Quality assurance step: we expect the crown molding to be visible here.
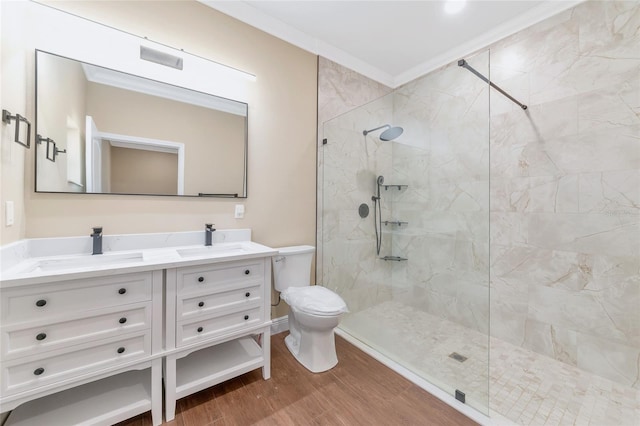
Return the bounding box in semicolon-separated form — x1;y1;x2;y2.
200;0;586;89
393;0;586;87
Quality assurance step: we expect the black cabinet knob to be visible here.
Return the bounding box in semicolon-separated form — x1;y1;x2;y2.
245;292;251;297
36;333;47;341
244;269;250;275
34;368;45;376
119;317;127;324
117;347;125;354
118;288;126;295
197;326;203;333
198;276;204;283
244;315;249;320
198;301;204;307
35;299;47;307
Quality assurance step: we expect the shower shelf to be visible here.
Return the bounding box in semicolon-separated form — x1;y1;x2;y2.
380;256;408;262
381;184;408;191
383;220;408;227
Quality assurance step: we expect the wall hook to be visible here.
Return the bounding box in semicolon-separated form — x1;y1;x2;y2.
54;147;67;159
36;134;54;145
2;109;31;148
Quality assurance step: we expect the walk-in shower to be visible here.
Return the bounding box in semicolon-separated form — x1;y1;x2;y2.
321;4;640;420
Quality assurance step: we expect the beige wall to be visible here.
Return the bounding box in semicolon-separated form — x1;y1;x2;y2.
0;1;318;320
1;3;30;243
86;82;246;196
110;146;178;195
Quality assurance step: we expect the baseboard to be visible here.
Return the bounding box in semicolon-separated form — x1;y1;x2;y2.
334;328;496;426
270;315;289;335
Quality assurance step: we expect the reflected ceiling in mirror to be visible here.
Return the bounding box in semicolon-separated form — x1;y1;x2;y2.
35;50;248;198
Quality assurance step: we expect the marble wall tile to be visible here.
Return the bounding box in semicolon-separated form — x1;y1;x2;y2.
526;213;639;257
320;0;639;394
522;319;578;366
528;283;636;346
490;175;580;213
576;333;640;388
578;169;640;215
317;57;392;301
577;81;640;134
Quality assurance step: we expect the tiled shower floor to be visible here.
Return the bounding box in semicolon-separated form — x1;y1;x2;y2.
339;301;640;425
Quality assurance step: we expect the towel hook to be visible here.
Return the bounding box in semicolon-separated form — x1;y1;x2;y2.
2;109;31;148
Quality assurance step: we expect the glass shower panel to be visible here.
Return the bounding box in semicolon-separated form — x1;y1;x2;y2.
320;93;395;315
321;51;490;415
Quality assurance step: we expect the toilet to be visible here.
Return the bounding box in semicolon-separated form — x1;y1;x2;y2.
273;245;348;373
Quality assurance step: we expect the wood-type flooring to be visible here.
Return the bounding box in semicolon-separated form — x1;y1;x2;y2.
117;332;478;426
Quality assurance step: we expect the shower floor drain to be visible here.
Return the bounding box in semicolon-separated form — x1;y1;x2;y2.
449;352;468;362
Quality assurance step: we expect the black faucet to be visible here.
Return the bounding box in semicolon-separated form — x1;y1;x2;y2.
91;227;103;255
205;224;216;246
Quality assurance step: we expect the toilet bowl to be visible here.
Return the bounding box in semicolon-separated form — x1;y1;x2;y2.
273;246;348;373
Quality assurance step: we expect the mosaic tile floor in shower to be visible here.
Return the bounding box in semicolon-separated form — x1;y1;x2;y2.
339;301;640;426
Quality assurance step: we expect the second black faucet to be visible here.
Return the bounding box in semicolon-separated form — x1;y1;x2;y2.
205;224;216;246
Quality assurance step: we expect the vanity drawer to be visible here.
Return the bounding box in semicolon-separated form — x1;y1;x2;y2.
177;260;264;295
177;282;262;320
1;331;150;395
1;272;153;324
1;302;151;360
176;305;262;347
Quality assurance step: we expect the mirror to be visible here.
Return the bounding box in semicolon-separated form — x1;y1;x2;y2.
35;50;248;197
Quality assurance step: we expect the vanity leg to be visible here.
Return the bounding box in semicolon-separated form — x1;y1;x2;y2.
151;359;162;426
262;326;271;380
165;355;177;421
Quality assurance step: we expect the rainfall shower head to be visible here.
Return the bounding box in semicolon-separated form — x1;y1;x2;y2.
363;124;404;141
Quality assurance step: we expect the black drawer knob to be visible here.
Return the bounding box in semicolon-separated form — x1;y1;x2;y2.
198;301;205;307
118;288;127;295
36;333;47;341
198;276;204;283
245;292;251;297
119;317;127;324
244;269;250;275
34;367;45;376
117;347;125;354
35;299;47;307
244;315;249;320
197;326;203;333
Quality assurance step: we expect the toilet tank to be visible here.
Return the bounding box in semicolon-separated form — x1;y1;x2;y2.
273;245;315;292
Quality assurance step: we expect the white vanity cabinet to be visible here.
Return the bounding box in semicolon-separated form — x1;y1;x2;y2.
0;230;277;425
164;257;272;421
0;271;164;426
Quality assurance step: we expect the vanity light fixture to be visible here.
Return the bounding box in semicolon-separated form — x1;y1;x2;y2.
140;45;184;70
444;0;467;15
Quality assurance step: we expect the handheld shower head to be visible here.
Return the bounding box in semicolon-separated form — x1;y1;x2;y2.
363;124;404;141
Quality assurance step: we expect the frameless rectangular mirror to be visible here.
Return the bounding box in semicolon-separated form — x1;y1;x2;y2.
35;50;248;197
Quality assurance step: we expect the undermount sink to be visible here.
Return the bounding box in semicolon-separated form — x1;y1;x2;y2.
19;252;144;273
176;244;247;258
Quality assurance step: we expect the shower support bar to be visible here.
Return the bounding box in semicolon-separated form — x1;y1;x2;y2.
458;59;528;110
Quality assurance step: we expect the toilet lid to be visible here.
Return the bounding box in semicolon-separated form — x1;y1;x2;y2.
281;286;348;316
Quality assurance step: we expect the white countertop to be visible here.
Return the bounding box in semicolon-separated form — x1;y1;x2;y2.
0;229;278;288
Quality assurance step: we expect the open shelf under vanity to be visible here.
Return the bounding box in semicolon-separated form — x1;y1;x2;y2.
4;368;153;426
174;336;264;400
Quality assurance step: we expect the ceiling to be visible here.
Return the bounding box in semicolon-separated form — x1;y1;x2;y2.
201;1;582;88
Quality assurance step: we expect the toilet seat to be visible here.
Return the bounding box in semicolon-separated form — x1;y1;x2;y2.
282;286;348;317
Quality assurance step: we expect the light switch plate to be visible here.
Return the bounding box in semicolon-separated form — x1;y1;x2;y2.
5;201;14;226
234;204;245;219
